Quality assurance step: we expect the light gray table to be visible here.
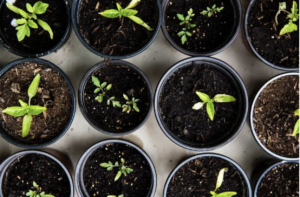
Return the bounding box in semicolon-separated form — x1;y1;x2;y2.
0;0;284;195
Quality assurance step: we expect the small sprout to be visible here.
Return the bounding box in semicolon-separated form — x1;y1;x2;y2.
277;1;299;35
2;74;47;137
192;91;236;121
107;195;124;197
200;4;224;17
293;109;299;136
100;158;133;181
177;8;196;44
210;168;237;197
99;0;152;30
26;181;54;197
122;94;140;113
6;1;53;41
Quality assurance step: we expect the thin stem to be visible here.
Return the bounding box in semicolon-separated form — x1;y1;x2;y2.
28;97;32;106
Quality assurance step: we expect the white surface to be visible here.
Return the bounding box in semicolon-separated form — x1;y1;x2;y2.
0;0;284;195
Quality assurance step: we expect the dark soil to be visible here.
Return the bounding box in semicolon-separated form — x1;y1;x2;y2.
0;0;69;54
0;62;73;144
83;143;152;197
247;0;299;68
78;0;158;56
84;63;151;133
167;156;248;197
158;62;239;145
165;0;235;52
2;153;71;197
257;162;299;197
253;76;299;158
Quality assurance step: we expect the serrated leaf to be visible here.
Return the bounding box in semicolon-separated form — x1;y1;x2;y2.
113;101;121;108
126;168;133;173
126;0;141;9
215;168;228;191
100;9;120;18
28;74;40;100
37;19;53;39
213;94;236;103
92;76;100;87
196;91;210;102
28;20;38;28
177;14;185;21
16;24;27;41
127;15;153;30
121;9;138;17
280;21;298;35
22;114;32;137
2;106;27;117
115;171;122;181
206;102;215;121
28;105;47;115
16;18;27;25
26;3;33;13
33;1;49;14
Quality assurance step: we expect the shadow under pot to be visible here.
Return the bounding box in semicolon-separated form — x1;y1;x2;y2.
75;139;157;197
0;150;74;197
71;0;162;59
0;0;71;57
161;0;242;56
164;153;252;197
245;0;299;71
0;58;76;148
250;72;299;161
154;57;248;151
79;60;152;136
253;161;299;197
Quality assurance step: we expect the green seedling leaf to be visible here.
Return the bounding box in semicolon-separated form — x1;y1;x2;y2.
293;119;299;136
192;102;205;110
28;20;38;28
295;109;299;116
26;3;34;13
123;94;129;100
2;107;27;117
280;21;298;35
106;84;112;90
210;191;218;197
25;25;30;37
33;1;49;14
206;102;215;121
118;195;124;197
126;0;141;9
28;106;47;115
100;163;110;167
28;74;41;100
201;5;224;17
115;171;122;181
33;181;38;188
100;9;120;18
121;9;138;17
92;76;100;87
16;18;27;24
121;158;125;163
94;88;101;93
117;3;122;11
133;103;139;112
213;94;236;103
127;15;153;30
181;34;187;44
178;31;185;36
6;3;28;18
19;99;28;108
101;82;107;88
16;24;27;41
37;19;53;39
196;91;210;102
215;168;227;191
32;13;37;19
216;192;237;197
186;31;192;36
177;14;185;21
22;114;32;137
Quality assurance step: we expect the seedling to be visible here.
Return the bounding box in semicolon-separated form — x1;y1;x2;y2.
122;94;140;113
292;109;299;136
100;0;152;31
192;91;236;121
92;76;121;107
210;168;237;197
6;1;53;41
108;195;124;197
100;158;133;181
274;1;299;35
201;4;224;17
2;74;47;137
177;8;196;44
26;181;54;197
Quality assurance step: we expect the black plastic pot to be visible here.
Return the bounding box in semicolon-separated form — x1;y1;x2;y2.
71;0;162;59
250;72;299;161
74;139;157;197
252;160;299;197
154;57;248;151
0;0;71;58
0;58;76;148
244;0;299;72
0;150;74;197
163;153;252;197
78;60;152;136
161;0;242;57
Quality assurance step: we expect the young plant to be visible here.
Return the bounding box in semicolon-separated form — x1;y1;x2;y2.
108;195;124;197
200;4;224;17
26;181;54;197
275;1;299;35
293;109;299;136
177;8;196;44
122;94;140;113
100;158;133;181
92;76;121;107
6;1;53;41
192;91;236;121
210;168;237;197
99;0;152;31
2;74;47;137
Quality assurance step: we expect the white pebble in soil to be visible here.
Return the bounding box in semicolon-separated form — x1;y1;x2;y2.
6;0;16;4
11;18;18;27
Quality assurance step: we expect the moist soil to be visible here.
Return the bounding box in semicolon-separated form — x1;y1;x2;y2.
2;153;71;197
167;157;248;197
0;62;72;144
158;62;238;145
0;0;69;54
78;0;158;56
84;63;151;133
253;76;299;158
257;163;299;197
83;143;152;197
247;0;299;68
165;0;235;52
